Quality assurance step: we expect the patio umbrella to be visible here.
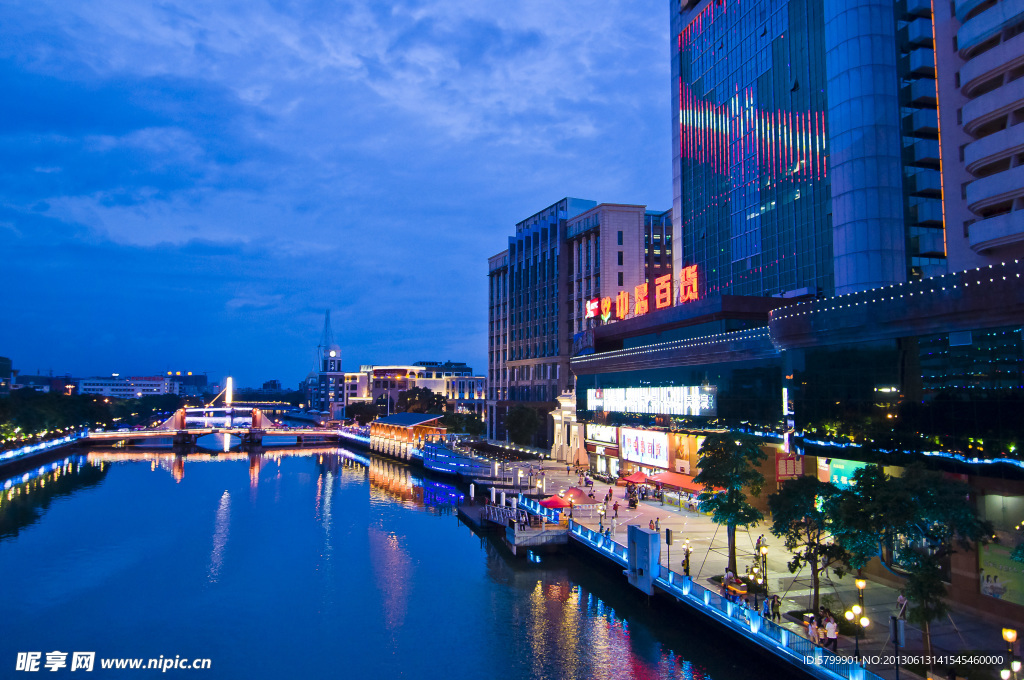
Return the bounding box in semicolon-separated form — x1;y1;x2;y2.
539;495;572;509
563;487;602;504
622;471;649;484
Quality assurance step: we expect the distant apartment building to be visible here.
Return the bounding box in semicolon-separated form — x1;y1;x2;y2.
310;360;484;418
79;375;177;398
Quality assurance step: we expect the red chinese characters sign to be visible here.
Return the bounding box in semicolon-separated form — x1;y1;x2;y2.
582;266;700;325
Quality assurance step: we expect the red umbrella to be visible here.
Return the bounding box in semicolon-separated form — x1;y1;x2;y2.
539;495;572;509
622;471;649;484
563;487;602;504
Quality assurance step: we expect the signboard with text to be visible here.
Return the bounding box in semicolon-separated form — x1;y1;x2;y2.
619;428;669;469
585;423;617;445
775;452;803;482
587;385;717;416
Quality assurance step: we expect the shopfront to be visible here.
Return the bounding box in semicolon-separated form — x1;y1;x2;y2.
584;423;619;478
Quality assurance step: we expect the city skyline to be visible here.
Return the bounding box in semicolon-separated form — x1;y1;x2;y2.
0;0;671;387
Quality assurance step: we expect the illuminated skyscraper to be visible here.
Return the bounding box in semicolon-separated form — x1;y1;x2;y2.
669;0;957;298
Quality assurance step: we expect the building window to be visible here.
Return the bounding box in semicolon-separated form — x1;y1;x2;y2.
617;231;623;246
618;272;624;286
617;251;623;265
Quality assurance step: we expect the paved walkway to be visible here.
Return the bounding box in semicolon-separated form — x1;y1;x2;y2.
523;461;1015;680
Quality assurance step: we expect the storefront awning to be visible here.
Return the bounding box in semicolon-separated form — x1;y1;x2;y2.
647;471;703;494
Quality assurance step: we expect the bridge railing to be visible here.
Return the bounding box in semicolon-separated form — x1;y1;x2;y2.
562;515;883;680
516;495;562;524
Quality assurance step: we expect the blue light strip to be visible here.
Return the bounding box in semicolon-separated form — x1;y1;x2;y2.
0;433;83;465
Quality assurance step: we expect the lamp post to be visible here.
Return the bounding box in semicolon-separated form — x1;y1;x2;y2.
1003;628;1018;680
760;544;769;598
844;579;870;664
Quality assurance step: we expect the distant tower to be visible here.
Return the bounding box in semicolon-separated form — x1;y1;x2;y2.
311;310;344;417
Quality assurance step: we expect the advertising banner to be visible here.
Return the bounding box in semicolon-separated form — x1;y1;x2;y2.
585;423;617;445
979;542;1024;607
619;428;669;469
587;385;717;416
828;458;869;489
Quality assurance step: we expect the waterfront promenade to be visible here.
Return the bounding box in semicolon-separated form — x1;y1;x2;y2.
530;460;1014;680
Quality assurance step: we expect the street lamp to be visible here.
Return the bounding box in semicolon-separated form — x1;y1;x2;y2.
760;545;769;598
1003;628;1018;680
844;579;870;664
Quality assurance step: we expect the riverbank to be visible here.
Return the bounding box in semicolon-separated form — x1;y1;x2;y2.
499;461;1010;680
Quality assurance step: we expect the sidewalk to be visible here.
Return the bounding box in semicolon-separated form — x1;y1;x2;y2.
530;460;1011;680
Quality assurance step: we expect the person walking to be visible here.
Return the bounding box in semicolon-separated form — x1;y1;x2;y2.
771;595;781;622
896;590;908;619
649;519;656;531
761;596;771;618
613;501;619;519
825;615;839;652
809;615;820;645
655;517;660;531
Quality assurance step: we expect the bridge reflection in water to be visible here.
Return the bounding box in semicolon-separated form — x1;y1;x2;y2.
0;446;788;680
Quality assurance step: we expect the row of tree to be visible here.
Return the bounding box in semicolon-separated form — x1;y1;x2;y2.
0;390;185;444
693;433;994;658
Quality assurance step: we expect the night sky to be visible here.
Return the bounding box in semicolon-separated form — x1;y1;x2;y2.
1;1;670;388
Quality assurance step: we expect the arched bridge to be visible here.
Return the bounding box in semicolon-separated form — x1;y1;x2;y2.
83;406;341;450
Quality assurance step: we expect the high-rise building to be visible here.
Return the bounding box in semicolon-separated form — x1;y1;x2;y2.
487;198;595;444
670;0;958;298
487;198;670;447
932;0;1024;269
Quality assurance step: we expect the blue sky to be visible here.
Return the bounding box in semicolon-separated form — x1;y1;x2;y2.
0;0;670;388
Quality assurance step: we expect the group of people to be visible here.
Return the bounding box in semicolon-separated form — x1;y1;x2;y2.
808;607;840;652
717;570;781;619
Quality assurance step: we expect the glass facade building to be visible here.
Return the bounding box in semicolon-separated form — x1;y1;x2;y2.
671;0;833;298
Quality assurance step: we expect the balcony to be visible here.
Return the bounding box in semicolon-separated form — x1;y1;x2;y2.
902;17;934;48
905;138;941;168
902;79;938;107
903;48;936;78
904;108;940;137
906;168;942;197
901;0;933;18
909;197;944;226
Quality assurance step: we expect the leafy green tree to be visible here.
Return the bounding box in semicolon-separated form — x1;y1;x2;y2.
768;475;847;612
694;433;767;574
396;387;446;414
441;412;485;436
345;402;380;425
835;463;993;664
505;405;540;446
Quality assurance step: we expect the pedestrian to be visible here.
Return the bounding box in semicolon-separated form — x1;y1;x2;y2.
896;590;907;619
566;464;571;475
655;517;660;531
649;519;655;531
613;501;619;518
825;615;838;652
809;616;820;645
771;595;781;622
761;596;771;618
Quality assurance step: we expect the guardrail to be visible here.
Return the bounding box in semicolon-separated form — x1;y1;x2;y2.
560;513;883;680
0;433;85;467
516;495;562;524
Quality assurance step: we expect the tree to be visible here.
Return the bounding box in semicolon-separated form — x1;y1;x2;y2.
835;463;993;665
441;411;485;437
768;475;848;612
505;405;540;446
345;402;380;425
395;387;446;414
693;433;767;574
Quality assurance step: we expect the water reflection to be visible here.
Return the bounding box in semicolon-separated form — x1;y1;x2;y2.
0;456;107;541
207;491;231;583
0;448;766;680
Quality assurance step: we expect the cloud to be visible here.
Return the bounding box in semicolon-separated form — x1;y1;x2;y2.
0;0;670;385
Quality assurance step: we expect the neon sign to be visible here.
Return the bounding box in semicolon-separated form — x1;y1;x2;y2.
582;267;700;325
588;385;717;416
